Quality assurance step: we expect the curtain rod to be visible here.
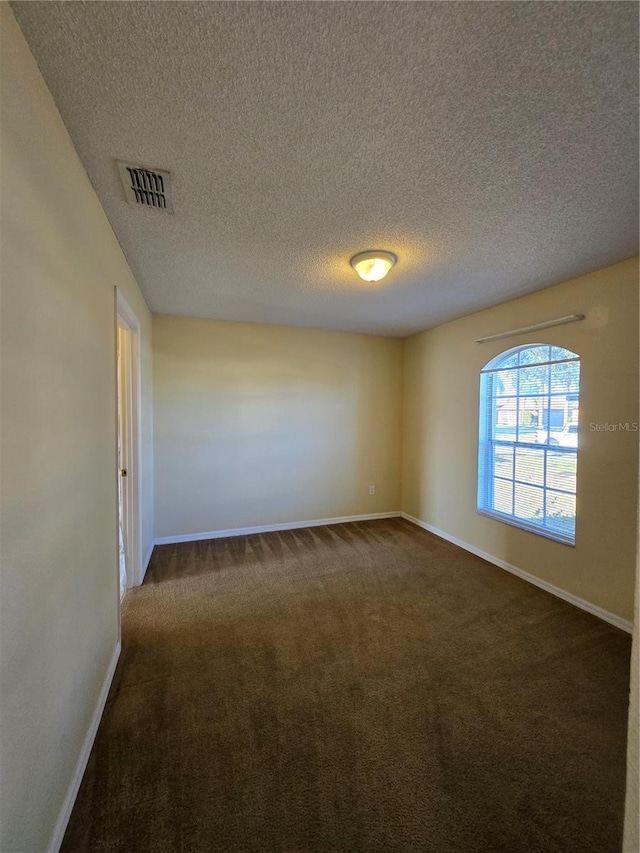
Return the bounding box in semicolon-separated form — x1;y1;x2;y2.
475;314;585;344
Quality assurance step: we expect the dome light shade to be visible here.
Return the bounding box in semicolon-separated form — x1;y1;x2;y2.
350;250;397;282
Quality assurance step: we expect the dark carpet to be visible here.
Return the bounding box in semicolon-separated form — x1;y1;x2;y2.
62;517;631;852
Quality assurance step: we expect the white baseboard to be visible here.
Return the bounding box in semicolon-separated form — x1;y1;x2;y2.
153;511;402;546
48;641;121;853
401;512;633;634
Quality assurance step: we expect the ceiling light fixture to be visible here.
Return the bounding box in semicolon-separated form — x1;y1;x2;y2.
350;250;397;283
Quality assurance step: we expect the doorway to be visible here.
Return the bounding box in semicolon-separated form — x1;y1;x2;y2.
116;291;142;595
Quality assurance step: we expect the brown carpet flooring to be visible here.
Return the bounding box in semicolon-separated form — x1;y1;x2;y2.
62;517;631;853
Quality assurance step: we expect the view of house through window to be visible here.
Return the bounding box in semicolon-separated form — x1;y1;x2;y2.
477;344;580;545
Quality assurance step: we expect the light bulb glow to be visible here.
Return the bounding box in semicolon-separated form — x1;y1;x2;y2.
350;250;397;282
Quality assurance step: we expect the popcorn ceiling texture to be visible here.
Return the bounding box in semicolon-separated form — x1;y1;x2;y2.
11;1;638;336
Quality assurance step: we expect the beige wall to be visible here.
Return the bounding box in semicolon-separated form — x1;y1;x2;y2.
0;6;153;852
402;258;639;621
153;316;403;538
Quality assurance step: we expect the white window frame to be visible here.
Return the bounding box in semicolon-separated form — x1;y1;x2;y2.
477;343;580;546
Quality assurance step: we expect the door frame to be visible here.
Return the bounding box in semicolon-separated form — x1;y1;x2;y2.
116;290;143;588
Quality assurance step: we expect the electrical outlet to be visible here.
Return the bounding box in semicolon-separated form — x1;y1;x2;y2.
369;485;376;495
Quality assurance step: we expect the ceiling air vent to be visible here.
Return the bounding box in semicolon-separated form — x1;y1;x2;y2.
116;161;173;212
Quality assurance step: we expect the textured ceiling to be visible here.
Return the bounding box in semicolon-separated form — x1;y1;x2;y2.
11;1;639;336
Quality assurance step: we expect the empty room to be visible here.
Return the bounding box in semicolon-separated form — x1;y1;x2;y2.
1;2;638;852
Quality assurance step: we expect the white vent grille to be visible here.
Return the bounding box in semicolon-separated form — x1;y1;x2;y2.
116;161;173;212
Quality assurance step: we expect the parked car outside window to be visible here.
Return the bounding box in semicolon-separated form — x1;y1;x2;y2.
535;423;578;448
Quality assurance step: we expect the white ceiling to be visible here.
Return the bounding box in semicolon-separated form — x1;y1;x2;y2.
12;1;639;337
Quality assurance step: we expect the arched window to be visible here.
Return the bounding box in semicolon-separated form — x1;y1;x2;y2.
477;344;580;545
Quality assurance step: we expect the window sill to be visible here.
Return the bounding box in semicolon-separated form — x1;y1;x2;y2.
477;508;575;547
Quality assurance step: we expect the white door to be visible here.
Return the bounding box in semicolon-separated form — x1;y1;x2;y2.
117;322;131;597
116;290;142;593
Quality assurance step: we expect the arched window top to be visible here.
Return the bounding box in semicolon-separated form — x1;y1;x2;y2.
482;343;578;372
